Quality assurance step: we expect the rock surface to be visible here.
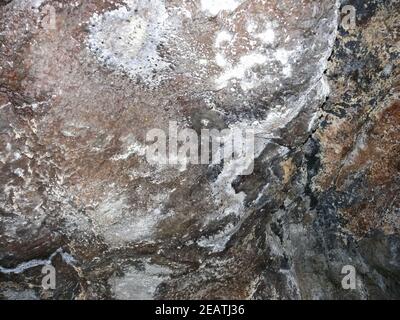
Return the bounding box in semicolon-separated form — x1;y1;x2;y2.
0;0;399;299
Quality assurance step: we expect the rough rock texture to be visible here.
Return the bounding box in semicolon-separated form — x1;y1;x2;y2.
0;0;399;300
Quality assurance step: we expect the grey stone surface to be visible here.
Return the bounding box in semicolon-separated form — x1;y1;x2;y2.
0;0;399;299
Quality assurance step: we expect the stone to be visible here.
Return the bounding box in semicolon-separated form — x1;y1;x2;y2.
0;0;399;300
